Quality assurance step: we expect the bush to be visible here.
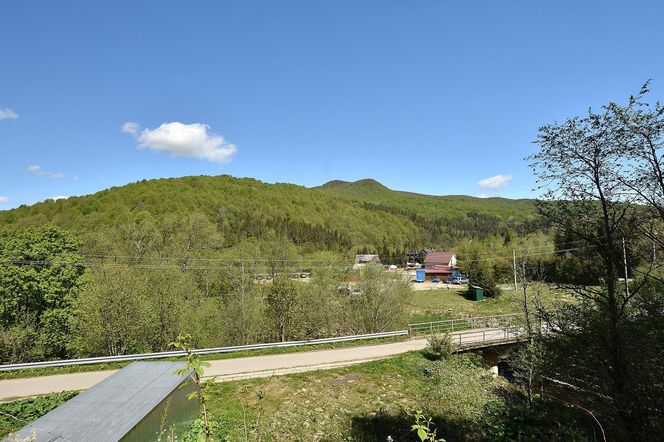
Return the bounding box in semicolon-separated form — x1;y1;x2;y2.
423;334;457;361
0;392;78;439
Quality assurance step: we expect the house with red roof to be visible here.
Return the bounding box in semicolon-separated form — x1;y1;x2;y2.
423;251;460;281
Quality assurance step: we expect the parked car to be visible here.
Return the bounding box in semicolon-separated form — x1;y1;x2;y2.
446;277;469;284
300;272;309;278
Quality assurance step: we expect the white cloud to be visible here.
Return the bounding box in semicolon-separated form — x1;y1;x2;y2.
121;122;139;135
478;174;512;189
122;121;237;163
27;165;65;178
0;108;18;121
47;195;69;201
0;196;9;204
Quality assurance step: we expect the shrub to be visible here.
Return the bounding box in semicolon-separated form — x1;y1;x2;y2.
423;334;457;361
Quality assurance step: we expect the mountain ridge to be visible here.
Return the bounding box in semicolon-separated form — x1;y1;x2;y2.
0;174;540;251
316;178;532;203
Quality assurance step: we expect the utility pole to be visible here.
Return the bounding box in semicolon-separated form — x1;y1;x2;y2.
512;249;518;294
622;237;630;299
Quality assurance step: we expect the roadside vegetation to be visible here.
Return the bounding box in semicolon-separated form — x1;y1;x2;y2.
198;351;596;441
0;392;78;438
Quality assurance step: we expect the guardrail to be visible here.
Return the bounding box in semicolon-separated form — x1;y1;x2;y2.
408;313;522;335
453;327;523;349
0;330;409;372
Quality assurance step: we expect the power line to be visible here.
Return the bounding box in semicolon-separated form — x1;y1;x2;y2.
0;244;602;270
20;236;594;263
456;244;600;264
79;254;351;263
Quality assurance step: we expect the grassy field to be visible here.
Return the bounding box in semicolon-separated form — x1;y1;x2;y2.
202;347;593;441
204;351;495;441
408;283;574;324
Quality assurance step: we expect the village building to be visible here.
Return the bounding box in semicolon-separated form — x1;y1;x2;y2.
423;251;460;281
352;254;381;270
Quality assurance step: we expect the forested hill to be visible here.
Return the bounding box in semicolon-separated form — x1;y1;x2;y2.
316;178;535;220
0;175;541;252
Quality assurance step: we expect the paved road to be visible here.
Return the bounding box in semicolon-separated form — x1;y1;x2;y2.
0;328;515;402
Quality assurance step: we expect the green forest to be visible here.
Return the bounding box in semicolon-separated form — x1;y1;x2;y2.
0;174;541;257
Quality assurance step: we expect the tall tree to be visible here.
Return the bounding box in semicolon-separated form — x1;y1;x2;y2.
346;264;411;334
72;267;152;356
265;276;299;342
0;227;85;362
528;85;664;437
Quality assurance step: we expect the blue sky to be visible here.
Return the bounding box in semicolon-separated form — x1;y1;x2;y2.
1;1;663;208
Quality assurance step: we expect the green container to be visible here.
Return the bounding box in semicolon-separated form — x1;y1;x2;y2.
469;285;484;301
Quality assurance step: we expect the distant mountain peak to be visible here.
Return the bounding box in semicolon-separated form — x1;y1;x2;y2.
318;179;350;188
352;178;388;189
317;178;388;190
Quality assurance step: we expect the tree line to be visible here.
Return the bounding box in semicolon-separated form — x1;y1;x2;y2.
0;222;411;364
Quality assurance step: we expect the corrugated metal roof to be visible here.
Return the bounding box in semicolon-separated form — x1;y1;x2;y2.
4;361;190;442
354;254;380;264
423;251;455;265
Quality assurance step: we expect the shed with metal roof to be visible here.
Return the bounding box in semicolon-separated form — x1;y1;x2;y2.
423;251;459;280
4;361;198;442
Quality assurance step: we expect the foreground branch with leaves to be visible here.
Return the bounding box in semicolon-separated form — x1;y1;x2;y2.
170;334;212;442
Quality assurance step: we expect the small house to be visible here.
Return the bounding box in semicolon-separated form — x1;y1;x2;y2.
353;254;381;270
423;251;460;281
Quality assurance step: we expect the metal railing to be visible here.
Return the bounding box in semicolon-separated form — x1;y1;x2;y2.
0;330;408;372
0;315;526;372
452;327;523;349
408;313;522;335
